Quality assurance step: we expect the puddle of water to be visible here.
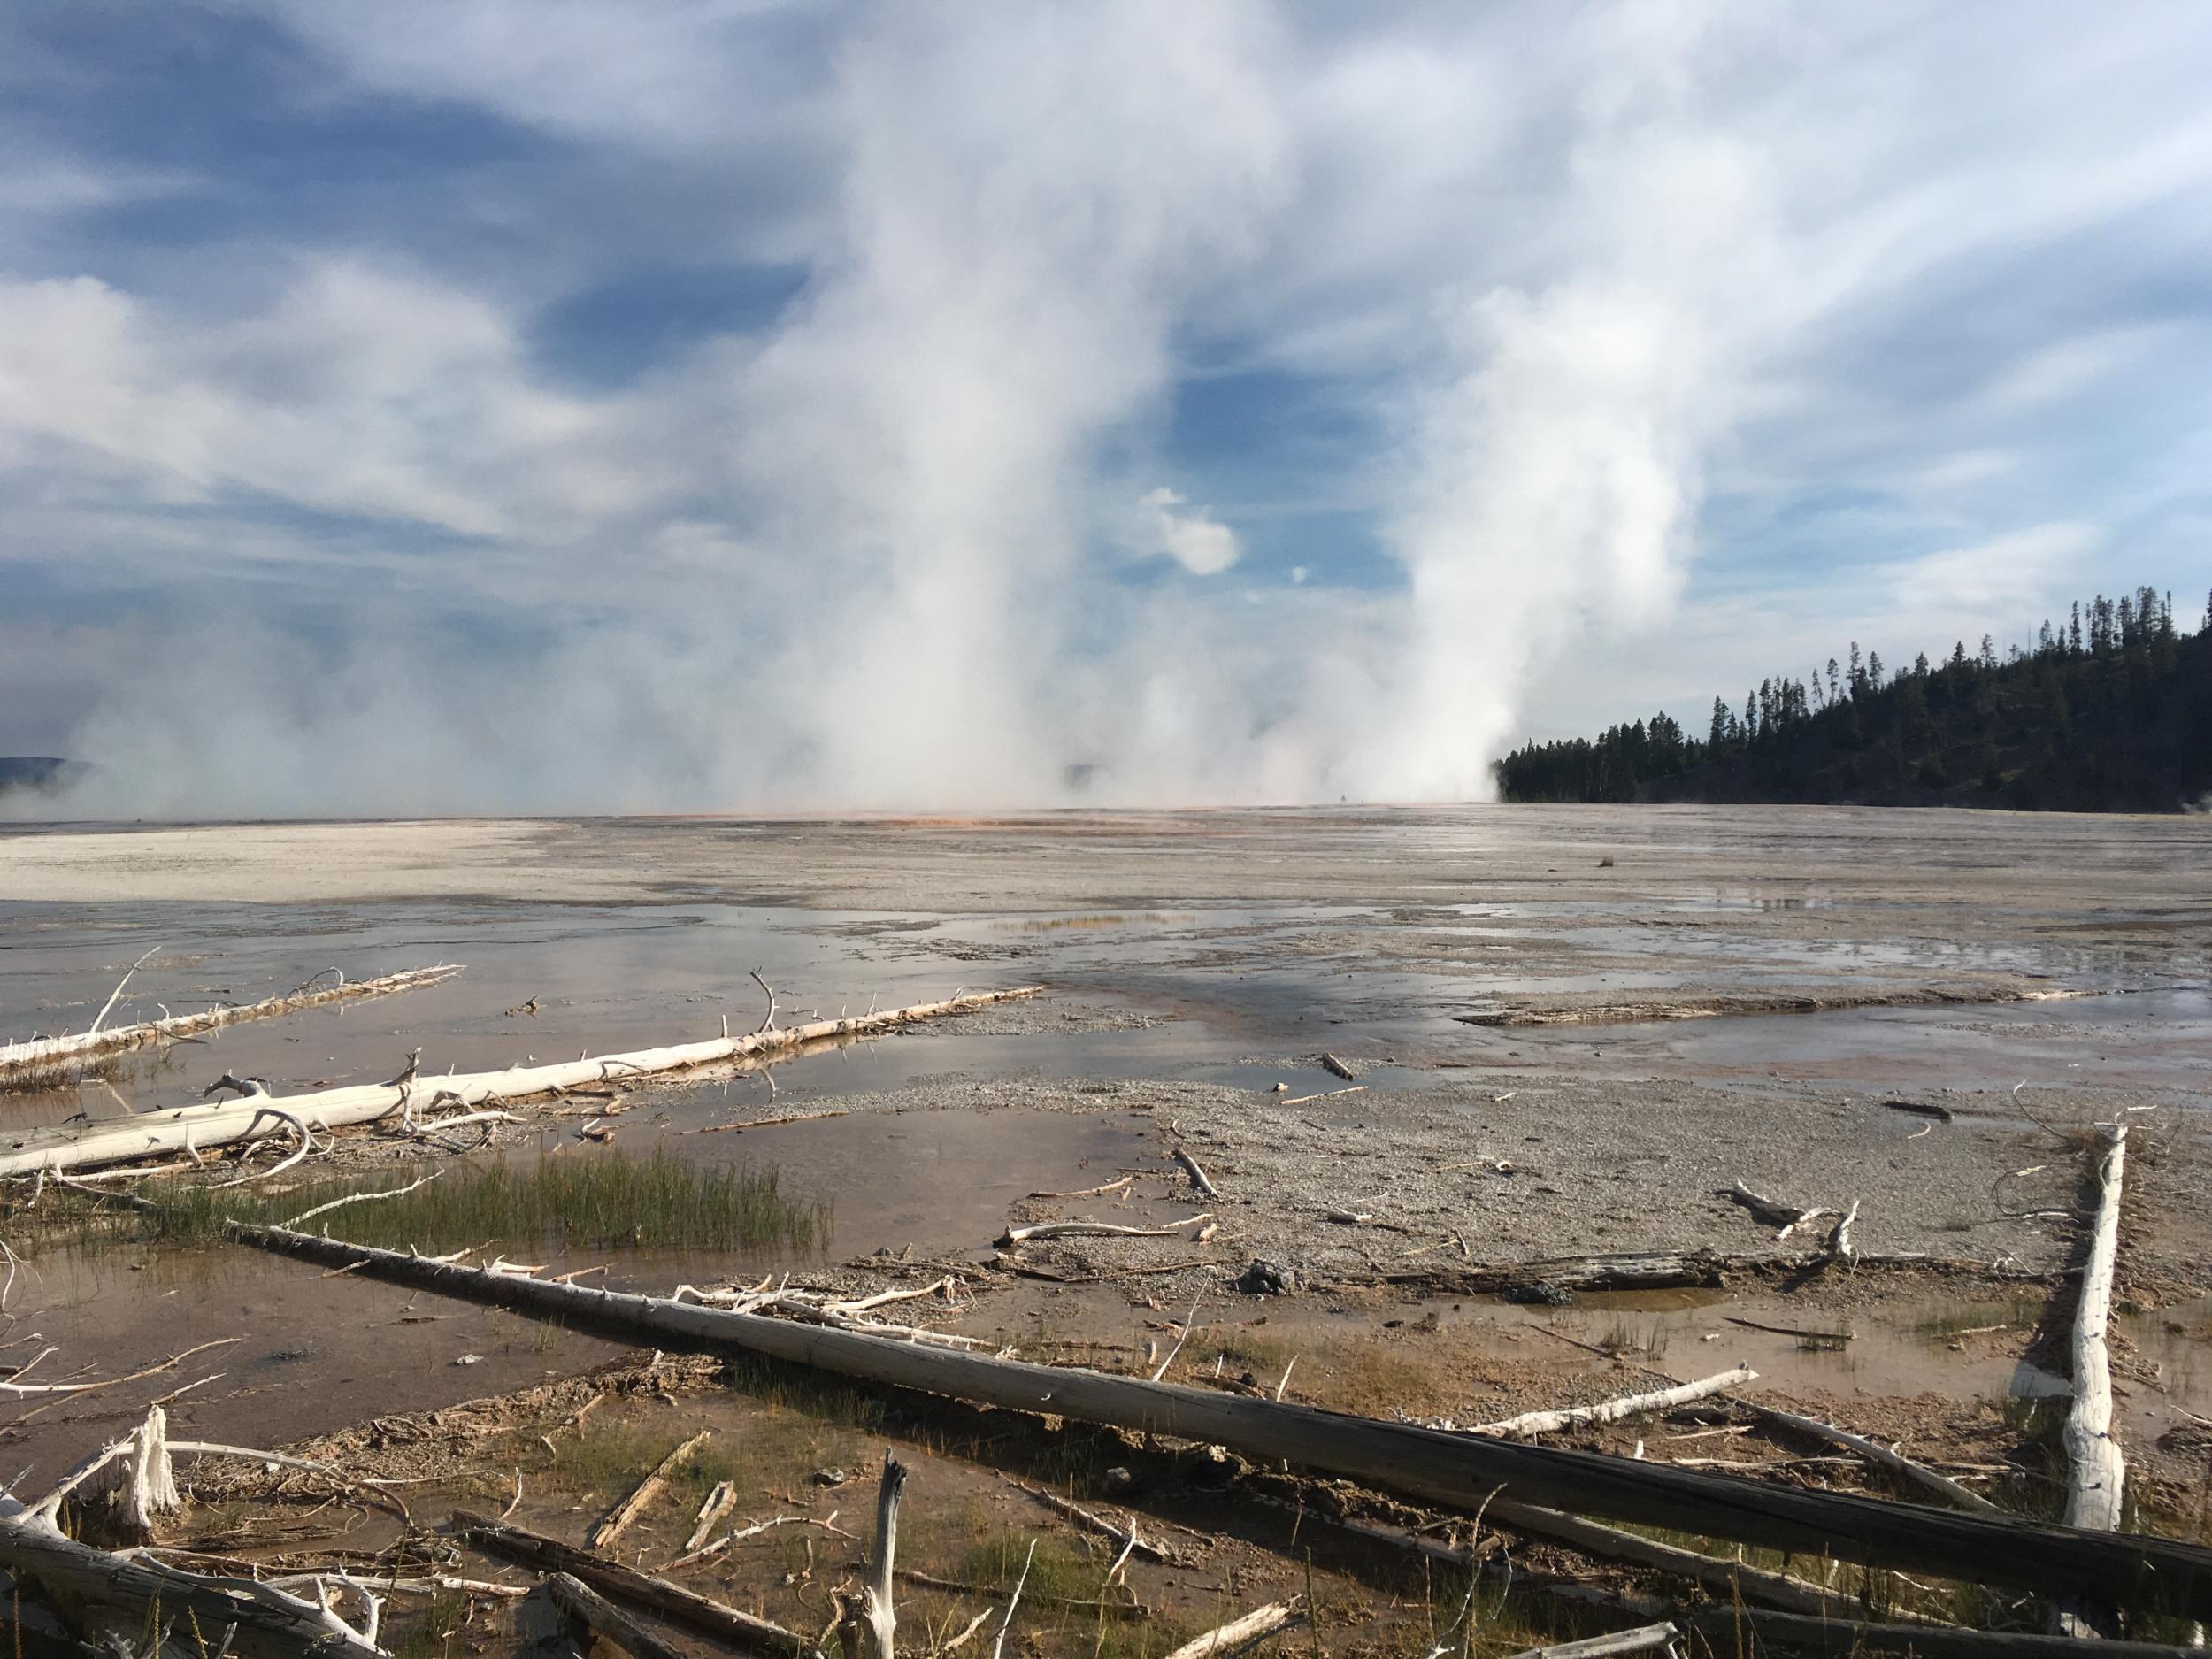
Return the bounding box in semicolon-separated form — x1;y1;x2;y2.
0;1106;1156;1484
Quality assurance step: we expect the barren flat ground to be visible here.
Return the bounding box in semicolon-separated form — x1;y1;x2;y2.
2;805;2208;1652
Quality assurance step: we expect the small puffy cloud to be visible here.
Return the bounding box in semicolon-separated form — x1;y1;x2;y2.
1140;486;1240;575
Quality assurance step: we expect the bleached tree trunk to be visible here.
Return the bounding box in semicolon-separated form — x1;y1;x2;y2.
0;964;461;1087
0;987;1041;1177
2054;1121;2129;1638
219;1223;2212;1618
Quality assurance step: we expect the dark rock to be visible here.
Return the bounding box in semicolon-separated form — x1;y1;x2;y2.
1233;1258;1297;1296
1505;1279;1573;1306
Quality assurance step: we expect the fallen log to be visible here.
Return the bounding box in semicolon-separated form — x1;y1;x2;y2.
1162;1600;1300;1659
589;1428;712;1550
1463;1367;1755;1439
226;1225;2212;1615
2055;1119;2129;1639
1687;1606;2204;1659
1501;1623;1678;1659
546;1571;689;1659
457;1510;820;1658
0;1512;382;1657
0;963;462;1088
0;986;1042;1178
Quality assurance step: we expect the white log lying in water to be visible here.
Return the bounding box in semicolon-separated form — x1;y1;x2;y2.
214;1224;2212;1617
1464;1367;1755;1439
0;987;1042;1177
0;963;463;1087
2055;1120;2130;1639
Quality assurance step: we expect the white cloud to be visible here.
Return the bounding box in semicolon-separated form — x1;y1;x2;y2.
8;2;2212;811
1140;487;1240;576
1888;523;2103;613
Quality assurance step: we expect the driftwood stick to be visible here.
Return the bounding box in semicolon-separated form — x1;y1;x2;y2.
1173;1149;1220;1198
1;963;462;1088
1501;1624;1679;1659
685;1480;740;1553
89;946;163;1035
547;1571;690;1659
1486;1496;1904;1619
457;1510;820;1657
990;1540;1035;1659
1744;1402;1998;1513
1825;1199;1861;1263
221;1226;2212;1617
589;1429;713;1551
1162;1600;1301;1659
998;1214;1210;1248
1;986;1043;1177
2055;1120;2129;1639
1010;1482;1179;1565
1027;1175;1134;1200
1465;1367;1755;1439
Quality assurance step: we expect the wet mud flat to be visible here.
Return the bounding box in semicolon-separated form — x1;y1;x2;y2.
1;806;2209;1653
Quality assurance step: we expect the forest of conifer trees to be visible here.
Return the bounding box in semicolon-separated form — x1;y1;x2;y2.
1494;585;2212;811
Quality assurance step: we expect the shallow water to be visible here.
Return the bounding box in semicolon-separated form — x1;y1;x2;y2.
4;809;2207;1499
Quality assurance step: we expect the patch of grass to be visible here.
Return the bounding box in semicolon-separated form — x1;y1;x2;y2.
388;1590;469;1659
1593;1317;1670;1361
62;1149;831;1256
958;1530;1108;1604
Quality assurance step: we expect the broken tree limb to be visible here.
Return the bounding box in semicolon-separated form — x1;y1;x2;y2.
219;1227;2212;1616
1162;1600;1301;1659
1742;1402;1998;1514
1726;1182;1832;1240
839;1451;904;1659
2055;1119;2129;1639
1463;1367;1755;1439
546;1571;690;1659
1500;1623;1679;1659
0;986;1042;1178
457;1510;820;1658
0;1513;384;1658
589;1429;712;1551
1010;1482;1179;1564
1318;1053;1357;1080
0;963;463;1088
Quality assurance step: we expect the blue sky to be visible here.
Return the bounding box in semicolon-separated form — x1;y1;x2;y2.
3;2;2209;811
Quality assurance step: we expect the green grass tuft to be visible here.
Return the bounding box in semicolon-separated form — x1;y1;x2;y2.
58;1148;831;1256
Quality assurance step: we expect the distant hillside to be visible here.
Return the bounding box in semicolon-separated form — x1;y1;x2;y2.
0;757;82;799
1496;586;2212;812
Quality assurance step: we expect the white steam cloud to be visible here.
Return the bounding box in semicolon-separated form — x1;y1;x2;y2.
4;2;2204;814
